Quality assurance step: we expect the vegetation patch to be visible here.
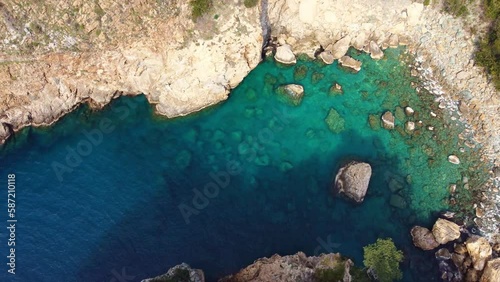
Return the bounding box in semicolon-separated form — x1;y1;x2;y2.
363;238;404;282
190;0;212;20
476;0;500;90
442;0;471;17
244;0;259;8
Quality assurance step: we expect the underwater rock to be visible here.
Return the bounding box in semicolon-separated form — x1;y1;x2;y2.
368;114;381;130
411;226;440;250
369;41;384;60
329;83;343;96
324;108;345;133
338;56;362;72
481;258;500;282
175;150;192;169
319;50;335;64
142;263;205;282
293;65;308;81
334;161;372;203
389;194;407;209
381;111;395;129
432;218;461;245
448;155;460;165
276;84;304;105
275;44;297;65
466;236;492;271
395;106;406;121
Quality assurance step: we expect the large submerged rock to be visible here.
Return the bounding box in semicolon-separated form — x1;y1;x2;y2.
276;84;304;105
334;161;372;203
411;226;440;250
432;218;461;245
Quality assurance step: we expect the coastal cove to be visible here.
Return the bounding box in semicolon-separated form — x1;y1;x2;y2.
0;48;489;281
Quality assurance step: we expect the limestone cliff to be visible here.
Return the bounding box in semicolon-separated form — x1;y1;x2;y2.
0;0;263;142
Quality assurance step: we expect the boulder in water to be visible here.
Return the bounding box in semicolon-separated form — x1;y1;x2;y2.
319;51;335;64
448;155;460;165
369;41;384;60
334;161;372;203
411;226;440;250
481;258;500;282
338;56;362;72
324;108;345;133
381;111;395;129
275;45;297;65
432;218;461;245
466;235;492;271
276;84;304;106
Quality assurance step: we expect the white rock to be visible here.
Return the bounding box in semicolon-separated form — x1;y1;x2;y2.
369;41;384;60
275;44;297;65
406;121;415;131
338;56;362;72
448;155;460;165
405;107;415;116
330;36;352;59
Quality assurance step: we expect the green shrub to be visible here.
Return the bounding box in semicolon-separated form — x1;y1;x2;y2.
442;0;470;17
190;0;212;20
423;0;431;6
314;264;345;282
244;0;259;8
476;0;500;90
363;238;404;282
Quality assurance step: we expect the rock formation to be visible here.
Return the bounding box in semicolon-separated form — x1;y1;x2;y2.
481;258;500;282
466;236;493;271
381;111;395;130
142;263;204;282
144;252;358;282
276;84;304;105
334;161;372;203
411;226;440;250
275;44;297;64
432;218;461;245
338;56;362;72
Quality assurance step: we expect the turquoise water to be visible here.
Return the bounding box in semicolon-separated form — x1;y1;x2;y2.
0;48;481;281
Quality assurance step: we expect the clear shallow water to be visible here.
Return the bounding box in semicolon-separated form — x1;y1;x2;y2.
0;48;481;281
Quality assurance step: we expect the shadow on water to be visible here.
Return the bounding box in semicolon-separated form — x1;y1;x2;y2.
59;99;440;282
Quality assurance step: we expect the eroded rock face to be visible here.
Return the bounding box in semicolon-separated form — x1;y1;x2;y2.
411;226;440;250
432;218;461;245
334;161;372;203
330;36;351;59
466;236;492;271
319;50;335;64
369;41;384;60
142;263;205;282
481;258;500;282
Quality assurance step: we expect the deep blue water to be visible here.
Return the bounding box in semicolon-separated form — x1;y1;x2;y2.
0;49;475;281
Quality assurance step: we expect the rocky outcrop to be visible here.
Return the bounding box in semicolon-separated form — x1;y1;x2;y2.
338;56;362;72
329;36;351;60
0;0;263;144
334;161;372;203
220;252;353;282
275;44;297;64
411;226;440;250
481;258;500;282
142;263;204;282
466;236;493;271
368;41;383;60
381;111;395;130
432;218;461;245
318;50;335;64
